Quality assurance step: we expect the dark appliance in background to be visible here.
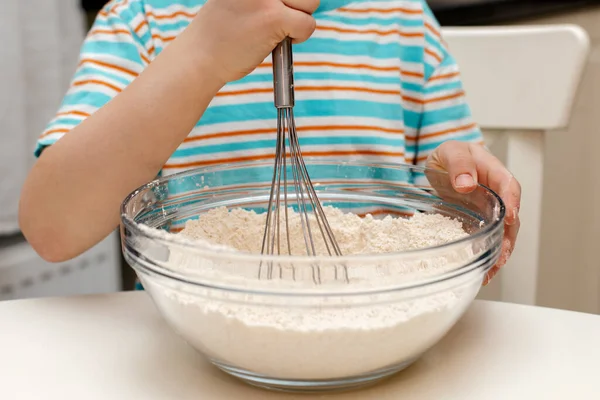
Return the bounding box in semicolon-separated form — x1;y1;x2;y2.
80;0;600;28
428;0;600;26
81;0;109;28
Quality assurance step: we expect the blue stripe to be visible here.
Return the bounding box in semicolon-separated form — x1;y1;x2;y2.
51;117;85;126
294;38;422;62
197;100;403;126
81;40;143;64
317;14;424;27
62;92;112;108
419;104;472;126
149;20;191;32
235;72;400;85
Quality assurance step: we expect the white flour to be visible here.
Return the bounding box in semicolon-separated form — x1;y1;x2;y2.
142;207;481;380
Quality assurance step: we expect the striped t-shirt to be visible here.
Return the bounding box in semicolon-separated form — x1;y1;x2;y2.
37;0;482;174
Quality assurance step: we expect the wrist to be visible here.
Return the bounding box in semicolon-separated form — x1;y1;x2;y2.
174;23;227;93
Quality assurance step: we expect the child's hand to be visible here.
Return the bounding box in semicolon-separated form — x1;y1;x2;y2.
427;141;521;285
187;0;319;84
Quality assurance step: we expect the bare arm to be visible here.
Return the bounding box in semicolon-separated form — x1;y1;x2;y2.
19;26;223;262
19;0;319;262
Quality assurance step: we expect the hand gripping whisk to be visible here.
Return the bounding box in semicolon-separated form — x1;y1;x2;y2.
259;38;346;283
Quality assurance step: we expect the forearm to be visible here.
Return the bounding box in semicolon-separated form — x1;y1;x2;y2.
19;28;224;262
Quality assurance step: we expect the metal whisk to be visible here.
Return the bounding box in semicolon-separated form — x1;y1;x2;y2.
259;38;345;283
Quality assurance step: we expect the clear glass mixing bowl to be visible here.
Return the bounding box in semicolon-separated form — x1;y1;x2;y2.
120;158;504;393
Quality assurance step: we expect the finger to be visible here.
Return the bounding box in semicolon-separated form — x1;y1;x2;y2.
483;266;499;286
282;7;317;43
483;215;519;285
283;0;320;14
470;145;521;225
428;141;478;193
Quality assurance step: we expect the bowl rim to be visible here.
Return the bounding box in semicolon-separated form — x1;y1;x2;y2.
120;158;506;266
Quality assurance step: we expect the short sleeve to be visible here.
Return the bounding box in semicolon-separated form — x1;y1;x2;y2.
35;3;150;157
410;3;483;166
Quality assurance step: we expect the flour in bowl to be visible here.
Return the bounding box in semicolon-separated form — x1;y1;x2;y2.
179;206;469;256
143;207;482;381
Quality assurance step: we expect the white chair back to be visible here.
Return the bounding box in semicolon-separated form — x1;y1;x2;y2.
442;25;590;305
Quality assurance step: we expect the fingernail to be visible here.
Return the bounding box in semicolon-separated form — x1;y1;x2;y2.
455;174;475;188
506;207;518;225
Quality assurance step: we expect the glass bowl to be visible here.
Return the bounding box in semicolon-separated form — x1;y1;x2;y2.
120;158;504;393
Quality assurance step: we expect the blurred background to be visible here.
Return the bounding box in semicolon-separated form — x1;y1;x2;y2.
1;0;600;314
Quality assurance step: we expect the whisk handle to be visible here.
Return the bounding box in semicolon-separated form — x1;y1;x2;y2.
272;37;295;108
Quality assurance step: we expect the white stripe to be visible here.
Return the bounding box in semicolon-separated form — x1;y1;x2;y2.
145;3;200;18
222;79;400;93
424;51;443;66
416;118;475;136
67;82;120;97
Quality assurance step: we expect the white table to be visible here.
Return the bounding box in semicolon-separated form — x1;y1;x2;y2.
1;292;599;399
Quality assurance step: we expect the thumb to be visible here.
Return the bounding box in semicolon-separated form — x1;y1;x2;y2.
428;141;478;193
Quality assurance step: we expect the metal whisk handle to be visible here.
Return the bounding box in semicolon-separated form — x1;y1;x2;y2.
272;38;295;109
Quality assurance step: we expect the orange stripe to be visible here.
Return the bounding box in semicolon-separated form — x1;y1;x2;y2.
216;85;402;97
89;28;132;37
424;22;441;39
163;150;404;170
133;19;146;34
55;110;91;118
147;9;196;20
98;0;129;19
404;90;464;105
425;48;443;63
40;128;70;138
402;70;425;79
215;86;461;103
79;58;139;78
259;61;425;79
258;61;404;74
316;25;423;38
140;53;151;64
429;71;460;82
406;123;477;142
152;33;176;42
73;79;122;93
408;90;463;104
184;125;404;143
338;7;422;14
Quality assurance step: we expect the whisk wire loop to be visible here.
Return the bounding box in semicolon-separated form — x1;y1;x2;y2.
259;38;348;284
